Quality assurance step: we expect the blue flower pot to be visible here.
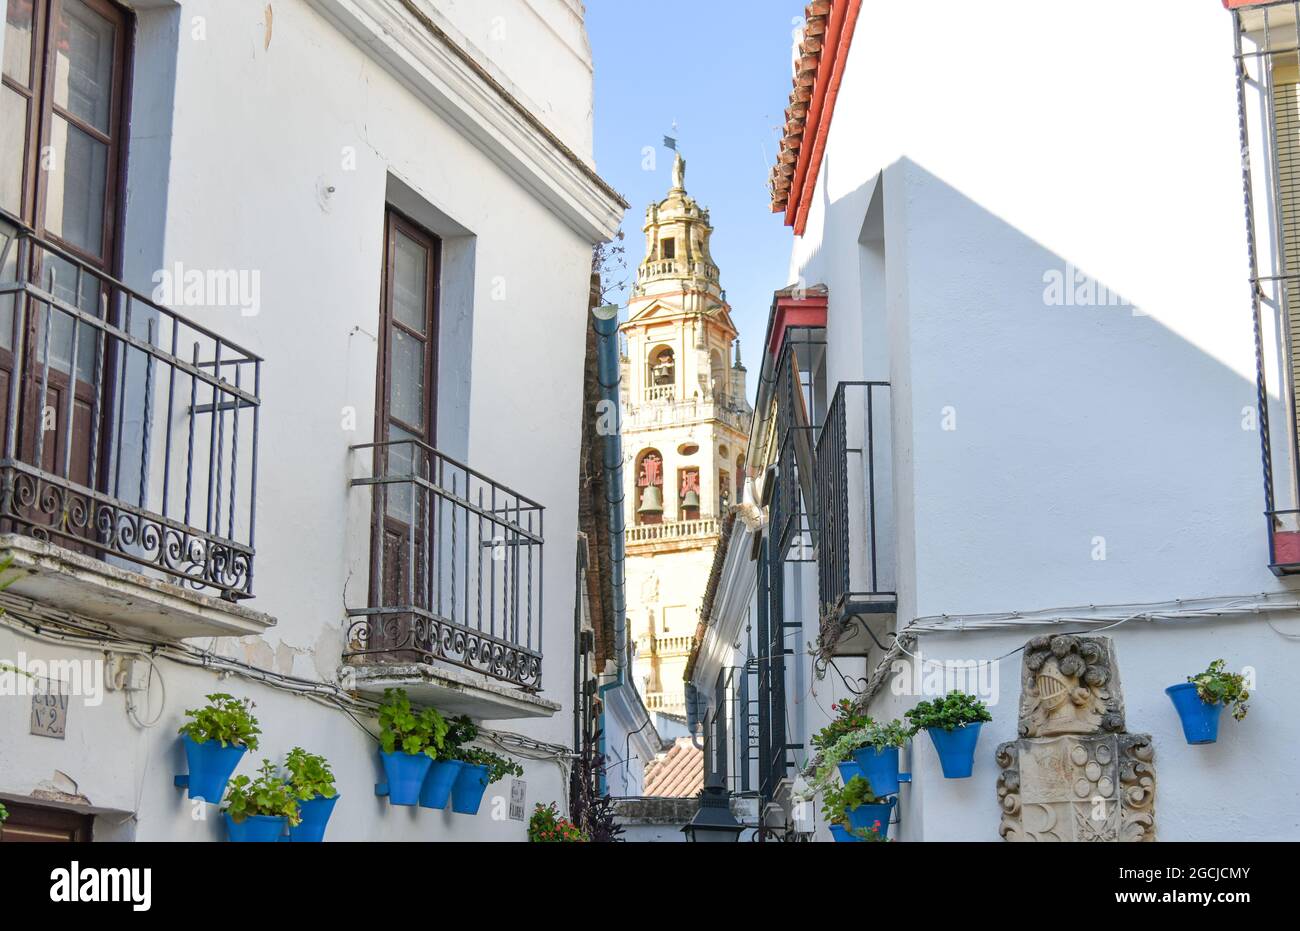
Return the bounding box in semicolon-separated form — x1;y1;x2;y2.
378;751;433;806
845;797;895;839
926;723;983;779
419;760;465;810
836;760;863;784
225;813;286;842
288;794;339;842
179;735;246;803
450;762;491;815
851;745;901;796
1166;683;1223;745
828;823;861;843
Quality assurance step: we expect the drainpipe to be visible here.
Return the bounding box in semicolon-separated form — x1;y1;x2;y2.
592;304;629;795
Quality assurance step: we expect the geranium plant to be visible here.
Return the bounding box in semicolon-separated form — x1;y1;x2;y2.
284;747;337;801
528;802;589;842
904;692;992;733
223;760;301;826
1188;659;1250;721
378;687;448;757
178;693;260;749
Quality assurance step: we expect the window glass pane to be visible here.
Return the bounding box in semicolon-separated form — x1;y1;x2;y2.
386;425;417;522
390;328;424;429
45;115;107;256
52;0;115;133
34;252;99;380
3;0;33;85
0;85;27;214
392;232;427;333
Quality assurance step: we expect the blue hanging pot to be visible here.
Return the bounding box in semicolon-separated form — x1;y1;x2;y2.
828;823;862;843
378;751;434;806
851;745;901;796
225;813;287;843
1166;683;1223;745
926;723;983;779
420;760;465;810
450;763;491;815
288;794;339;842
845;797;895;839
836;760;863;784
179;735;246;803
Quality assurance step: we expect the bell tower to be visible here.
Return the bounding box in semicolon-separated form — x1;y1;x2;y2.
620;153;752;720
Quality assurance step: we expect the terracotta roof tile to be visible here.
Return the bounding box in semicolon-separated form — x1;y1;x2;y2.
643;737;704;798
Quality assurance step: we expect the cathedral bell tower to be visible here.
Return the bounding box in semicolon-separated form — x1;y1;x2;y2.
620;153;752;720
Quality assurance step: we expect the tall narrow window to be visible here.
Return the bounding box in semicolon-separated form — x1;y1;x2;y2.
1275;64;1300;444
0;0;129;525
374;209;440;616
2;0;129;259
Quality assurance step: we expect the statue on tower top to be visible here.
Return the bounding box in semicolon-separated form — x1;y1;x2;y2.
672;151;686;191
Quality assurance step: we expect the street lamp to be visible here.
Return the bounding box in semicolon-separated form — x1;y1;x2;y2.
681;778;744;843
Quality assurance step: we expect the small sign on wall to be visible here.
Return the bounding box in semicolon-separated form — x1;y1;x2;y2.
509;779;527;821
30;678;69;739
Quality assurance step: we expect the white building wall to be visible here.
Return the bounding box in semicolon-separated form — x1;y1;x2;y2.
0;0;617;841
780;0;1300;841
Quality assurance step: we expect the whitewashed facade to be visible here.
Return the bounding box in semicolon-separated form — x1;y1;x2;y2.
0;0;623;841
691;0;1300;842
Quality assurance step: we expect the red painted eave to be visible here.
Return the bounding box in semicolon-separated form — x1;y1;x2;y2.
767;287;828;360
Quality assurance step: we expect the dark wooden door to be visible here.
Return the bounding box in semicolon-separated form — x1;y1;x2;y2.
0;0;128;539
0;801;94;842
371;209;440;652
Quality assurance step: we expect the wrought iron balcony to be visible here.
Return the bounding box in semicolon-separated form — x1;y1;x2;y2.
345;441;545;690
815;382;896;642
0;213;261;601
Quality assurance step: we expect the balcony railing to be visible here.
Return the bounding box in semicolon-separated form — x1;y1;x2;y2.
646;384;675;402
815;382;896;622
623;395;752;433
345;440;545;690
0;214;261;599
627;517;719;546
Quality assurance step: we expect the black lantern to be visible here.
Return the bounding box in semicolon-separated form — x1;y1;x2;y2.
681;779;744;842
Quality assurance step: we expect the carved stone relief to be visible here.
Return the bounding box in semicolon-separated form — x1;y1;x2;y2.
998;636;1154;841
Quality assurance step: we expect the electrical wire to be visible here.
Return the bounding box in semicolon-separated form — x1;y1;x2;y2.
0;601;573;763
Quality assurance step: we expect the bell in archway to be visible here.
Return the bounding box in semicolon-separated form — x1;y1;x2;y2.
638;485;664;515
681;488;701;510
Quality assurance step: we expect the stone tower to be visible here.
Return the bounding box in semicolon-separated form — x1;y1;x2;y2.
620;153;752;719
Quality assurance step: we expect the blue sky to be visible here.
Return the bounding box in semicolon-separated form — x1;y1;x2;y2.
586;0;799;380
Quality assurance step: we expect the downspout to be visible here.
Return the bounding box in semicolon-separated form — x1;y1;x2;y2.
593;304;628;795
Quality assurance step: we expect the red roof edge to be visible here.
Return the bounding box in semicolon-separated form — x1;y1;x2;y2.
786;0;863;236
768;288;828;359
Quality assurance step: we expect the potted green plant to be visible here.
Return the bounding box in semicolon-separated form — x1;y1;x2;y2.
1166;659;1249;745
451;746;524;815
528;802;589;842
822;777;895;842
176;693;261;802
222;760;300;842
284;747;339;842
376;688;448;806
420;715;475;810
809;711;909;796
905;692;992;779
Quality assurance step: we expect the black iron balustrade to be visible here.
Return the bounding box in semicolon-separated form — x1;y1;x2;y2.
0;213;261;599
345;440;545;690
702;665;757;798
815;382;896;626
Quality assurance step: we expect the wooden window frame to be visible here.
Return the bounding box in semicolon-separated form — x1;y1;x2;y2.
375;208;440;452
4;0;133;273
